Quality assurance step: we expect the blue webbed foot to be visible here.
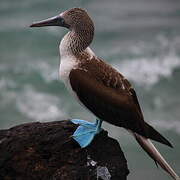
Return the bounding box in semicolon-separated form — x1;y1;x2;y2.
71;119;102;148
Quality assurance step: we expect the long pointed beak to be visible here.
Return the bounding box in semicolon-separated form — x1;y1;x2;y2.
30;15;69;28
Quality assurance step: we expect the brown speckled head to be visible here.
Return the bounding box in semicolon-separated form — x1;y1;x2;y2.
60;8;94;32
59;8;95;54
30;8;95;54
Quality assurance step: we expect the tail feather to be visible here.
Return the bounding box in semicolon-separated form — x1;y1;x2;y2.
146;123;173;148
131;131;180;180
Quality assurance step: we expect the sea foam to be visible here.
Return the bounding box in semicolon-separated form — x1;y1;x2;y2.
16;86;67;122
113;52;180;87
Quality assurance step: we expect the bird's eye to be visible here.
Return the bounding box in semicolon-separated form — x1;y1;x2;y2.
61;18;65;24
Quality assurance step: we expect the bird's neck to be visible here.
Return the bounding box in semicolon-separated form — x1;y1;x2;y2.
60;29;94;57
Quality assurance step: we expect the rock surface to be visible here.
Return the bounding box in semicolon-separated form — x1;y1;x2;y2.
0;120;129;180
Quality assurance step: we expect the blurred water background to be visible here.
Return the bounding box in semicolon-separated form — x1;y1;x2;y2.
0;0;180;179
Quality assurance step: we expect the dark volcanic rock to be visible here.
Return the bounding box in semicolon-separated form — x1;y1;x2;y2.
0;120;129;180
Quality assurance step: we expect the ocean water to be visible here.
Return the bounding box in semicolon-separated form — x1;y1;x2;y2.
0;0;180;179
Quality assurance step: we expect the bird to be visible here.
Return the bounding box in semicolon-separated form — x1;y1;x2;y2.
30;8;180;180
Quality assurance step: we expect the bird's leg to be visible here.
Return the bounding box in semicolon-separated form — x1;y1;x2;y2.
70;119;103;148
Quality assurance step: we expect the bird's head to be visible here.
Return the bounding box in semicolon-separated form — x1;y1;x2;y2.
30;8;94;33
30;8;94;54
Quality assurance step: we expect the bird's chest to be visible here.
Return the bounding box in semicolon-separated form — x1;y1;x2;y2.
59;55;85;106
59;55;78;88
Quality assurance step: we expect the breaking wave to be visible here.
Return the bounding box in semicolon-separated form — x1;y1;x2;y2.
16;86;67;122
113;52;180;87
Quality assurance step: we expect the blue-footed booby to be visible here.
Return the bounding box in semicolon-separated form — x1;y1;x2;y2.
30;8;180;180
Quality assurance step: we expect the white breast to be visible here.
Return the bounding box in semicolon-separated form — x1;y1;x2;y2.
59;55;78;83
59;55;94;116
59;54;81;108
59;54;89;112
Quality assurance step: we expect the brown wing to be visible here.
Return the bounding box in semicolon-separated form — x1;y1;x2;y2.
69;66;148;137
69;53;172;147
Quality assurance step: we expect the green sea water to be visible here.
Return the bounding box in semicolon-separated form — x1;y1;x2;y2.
0;0;180;179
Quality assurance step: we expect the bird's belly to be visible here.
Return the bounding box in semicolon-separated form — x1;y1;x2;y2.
59;56;85;108
60;72;91;115
59;57;96;117
59;56;78;83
